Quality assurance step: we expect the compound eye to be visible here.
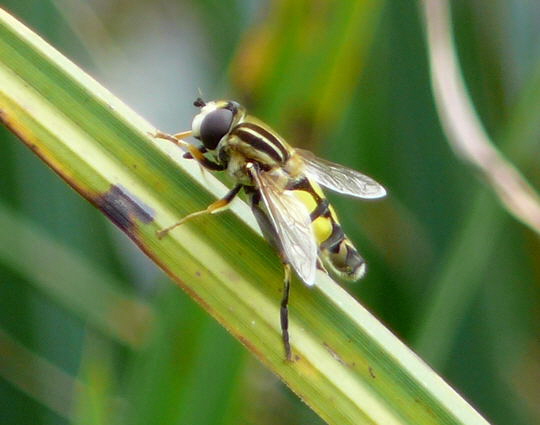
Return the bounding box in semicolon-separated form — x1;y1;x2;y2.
199;108;234;150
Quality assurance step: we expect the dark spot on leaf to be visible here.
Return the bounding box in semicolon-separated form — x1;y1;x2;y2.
96;184;155;232
323;342;351;367
369;366;376;378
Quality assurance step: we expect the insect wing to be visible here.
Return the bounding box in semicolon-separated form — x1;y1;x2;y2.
249;165;318;286
296;149;386;199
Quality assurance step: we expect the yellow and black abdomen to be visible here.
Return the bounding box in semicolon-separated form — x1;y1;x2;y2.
287;177;366;281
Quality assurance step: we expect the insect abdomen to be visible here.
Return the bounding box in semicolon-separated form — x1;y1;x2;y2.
289;178;366;281
319;225;366;281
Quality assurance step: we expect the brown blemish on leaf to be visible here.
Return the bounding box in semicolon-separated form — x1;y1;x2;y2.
2;108;273;365
369;366;376;378
2;110;154;236
94;184;155;233
323;342;354;368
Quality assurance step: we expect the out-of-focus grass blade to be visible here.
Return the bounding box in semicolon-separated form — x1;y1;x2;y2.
0;202;152;348
124;285;245;425
422;0;540;235
0;9;490;425
72;334;119;425
415;0;540;367
0;327;84;420
231;0;383;138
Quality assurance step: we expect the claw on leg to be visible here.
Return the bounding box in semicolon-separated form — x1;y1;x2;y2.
156;209;209;239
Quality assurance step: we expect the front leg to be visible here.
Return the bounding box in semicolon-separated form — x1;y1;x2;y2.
153;129;226;171
153;130;191;148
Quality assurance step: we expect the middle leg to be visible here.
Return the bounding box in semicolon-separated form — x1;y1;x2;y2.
157;184;242;239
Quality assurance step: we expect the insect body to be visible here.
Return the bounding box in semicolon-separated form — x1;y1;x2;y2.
154;98;386;360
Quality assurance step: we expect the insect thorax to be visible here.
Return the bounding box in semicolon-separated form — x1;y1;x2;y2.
218;131;295;186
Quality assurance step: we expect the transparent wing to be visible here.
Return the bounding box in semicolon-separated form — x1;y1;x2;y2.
296;149;387;199
248;165;318;286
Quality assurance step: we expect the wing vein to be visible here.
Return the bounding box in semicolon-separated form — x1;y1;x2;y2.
296;149;386;199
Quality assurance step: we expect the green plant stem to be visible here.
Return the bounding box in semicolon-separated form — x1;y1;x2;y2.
0;9;490;425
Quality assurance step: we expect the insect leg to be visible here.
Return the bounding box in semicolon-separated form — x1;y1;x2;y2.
153;130;191;147
281;263;293;361
157;184;242;239
184;144;226;171
154;130;225;171
172;130;193;140
249;191;295;360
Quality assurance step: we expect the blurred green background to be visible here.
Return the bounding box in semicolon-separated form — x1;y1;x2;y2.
1;1;539;424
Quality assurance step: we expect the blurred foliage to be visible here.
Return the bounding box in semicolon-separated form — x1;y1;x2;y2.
1;1;539;425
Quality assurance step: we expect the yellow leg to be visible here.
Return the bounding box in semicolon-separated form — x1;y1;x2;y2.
153;130;192;148
156;199;227;239
156;184;242;240
173;130;192;139
153;129;227;172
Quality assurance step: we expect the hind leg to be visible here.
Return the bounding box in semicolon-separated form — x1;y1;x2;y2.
280;264;293;361
250;196;295;360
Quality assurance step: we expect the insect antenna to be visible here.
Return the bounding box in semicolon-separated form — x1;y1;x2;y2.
194;96;206;108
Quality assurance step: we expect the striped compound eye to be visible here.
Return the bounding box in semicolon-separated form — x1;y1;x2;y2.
197;108;234;150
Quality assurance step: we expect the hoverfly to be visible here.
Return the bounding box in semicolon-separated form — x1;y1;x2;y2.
154;98;386;361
